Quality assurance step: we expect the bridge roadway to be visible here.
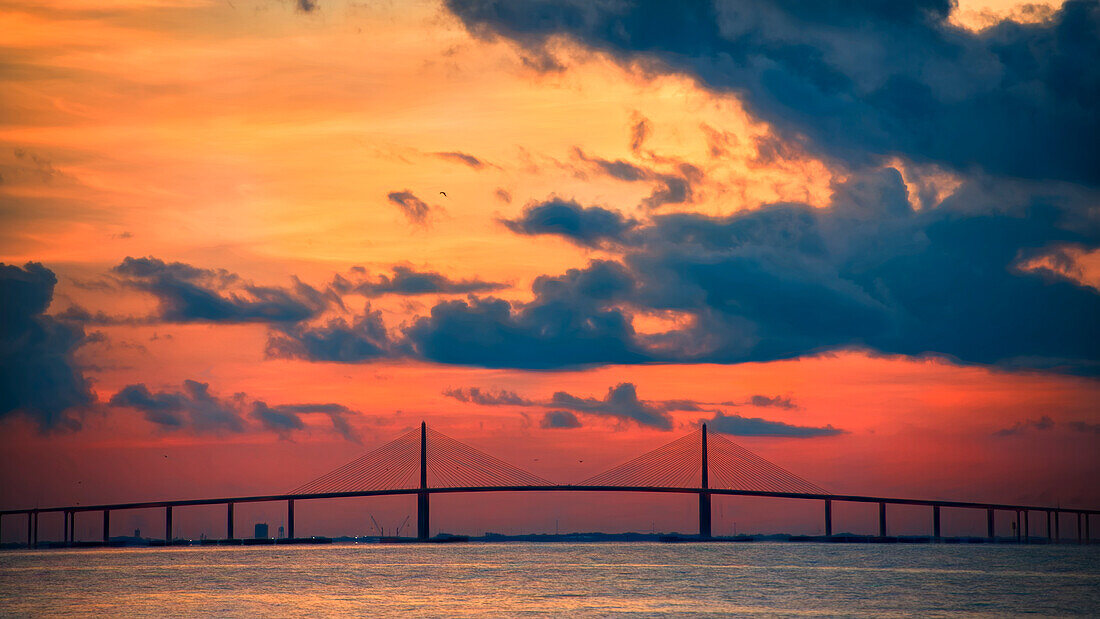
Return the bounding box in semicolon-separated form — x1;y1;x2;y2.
2;485;1096;547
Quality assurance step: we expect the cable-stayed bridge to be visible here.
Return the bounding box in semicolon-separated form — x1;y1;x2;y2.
2;423;1095;547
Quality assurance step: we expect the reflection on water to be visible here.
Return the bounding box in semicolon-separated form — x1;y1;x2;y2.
1;543;1097;616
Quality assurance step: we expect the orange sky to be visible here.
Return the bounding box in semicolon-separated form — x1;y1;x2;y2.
1;0;1097;540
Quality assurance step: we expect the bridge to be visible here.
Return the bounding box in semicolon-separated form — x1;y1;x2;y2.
2;423;1095;547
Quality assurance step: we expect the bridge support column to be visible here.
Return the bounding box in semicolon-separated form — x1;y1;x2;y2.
1047;510;1052;541
417;421;429;541
878;502;886;538
933;505;941;539
1015;510;1021;543
26;512;32;548
1055;510;1060;542
287;499;294;540
1023;510;1029;543
32;510;39;548
103;509;109;543
227;503;234;540
165;506;173;544
1078;513;1083;544
986;508;995;541
1086;514;1090;544
824;500;832;537
699;423;711;538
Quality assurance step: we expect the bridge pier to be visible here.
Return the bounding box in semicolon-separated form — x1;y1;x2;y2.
878;502;886;537
1023;510;1029;543
1055;510;1060;542
103;509;110;543
1015;510;1021;542
986;508;994;541
165;506;173;543
287;499;294;540
933;505;941;539
33;510;39;548
227;502;234;540
418;421;429;541
1078;513;1083;544
824;500;832;537
1087;513;1091;544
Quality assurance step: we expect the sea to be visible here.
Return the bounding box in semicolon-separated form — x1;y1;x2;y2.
1;543;1097;616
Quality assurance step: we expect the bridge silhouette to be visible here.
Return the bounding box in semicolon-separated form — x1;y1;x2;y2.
2;422;1095;547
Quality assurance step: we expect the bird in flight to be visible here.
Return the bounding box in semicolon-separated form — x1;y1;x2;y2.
439;191;447;197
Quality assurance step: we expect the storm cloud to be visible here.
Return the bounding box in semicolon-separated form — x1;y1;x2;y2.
501;198;638;247
0;262;94;430
113;257;332;325
446;0;1100;186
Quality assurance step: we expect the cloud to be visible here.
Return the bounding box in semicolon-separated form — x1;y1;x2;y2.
494;188;513;203
387;190;434;225
434;151;488;169
1067;420;1100;434
500;197;638;247
109;380;361;440
446;0;1100;186
0;262;94;430
251;402;360;442
574;149;699;209
109;380;246;434
541;410;582;429
442;387;535;406
629;111;650;153
993;415;1057;436
705;412;843;438
550;383;672;429
266;306;393;363
332;265;507;296
404;260;647;368
748;395;798;410
297;0;317;13
113;256;331;324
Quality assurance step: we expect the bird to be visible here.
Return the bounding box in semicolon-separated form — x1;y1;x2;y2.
439;191;447;197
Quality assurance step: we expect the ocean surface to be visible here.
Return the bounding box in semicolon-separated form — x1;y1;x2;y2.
1;543;1098;617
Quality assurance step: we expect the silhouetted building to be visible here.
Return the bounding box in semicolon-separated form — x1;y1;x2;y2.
254;523;269;539
278;525;285;539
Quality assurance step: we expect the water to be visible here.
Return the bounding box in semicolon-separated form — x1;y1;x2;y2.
1;543;1097;616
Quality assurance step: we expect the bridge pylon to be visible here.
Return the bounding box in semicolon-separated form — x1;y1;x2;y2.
418;421;429;540
699;423;711;538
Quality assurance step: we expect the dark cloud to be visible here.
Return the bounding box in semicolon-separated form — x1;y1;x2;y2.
251;402;360;442
266;306;393;363
446;0;1100;186
501;198;638;248
109;380;245;434
993;415;1057;436
541;410;582;429
442;387;535;406
705;412;843;438
1067;420;1100;434
574;149;698;209
387;190;434;225
748;395;798;410
0;262;94;430
297;0;317;12
113;256;331;324
332;265;507;296
479;168;1100;374
109;380;361;440
404;260;647;368
550;383;672;429
494;188;513;203
629;112;650;153
434;151;488;169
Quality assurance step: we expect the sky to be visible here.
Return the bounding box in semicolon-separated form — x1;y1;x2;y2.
1;0;1098;541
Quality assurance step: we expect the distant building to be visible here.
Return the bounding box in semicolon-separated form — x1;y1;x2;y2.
134;529;141;539
278;525;285;539
254;523;269;539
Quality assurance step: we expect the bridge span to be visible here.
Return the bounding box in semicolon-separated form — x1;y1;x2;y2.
3;423;1095;547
